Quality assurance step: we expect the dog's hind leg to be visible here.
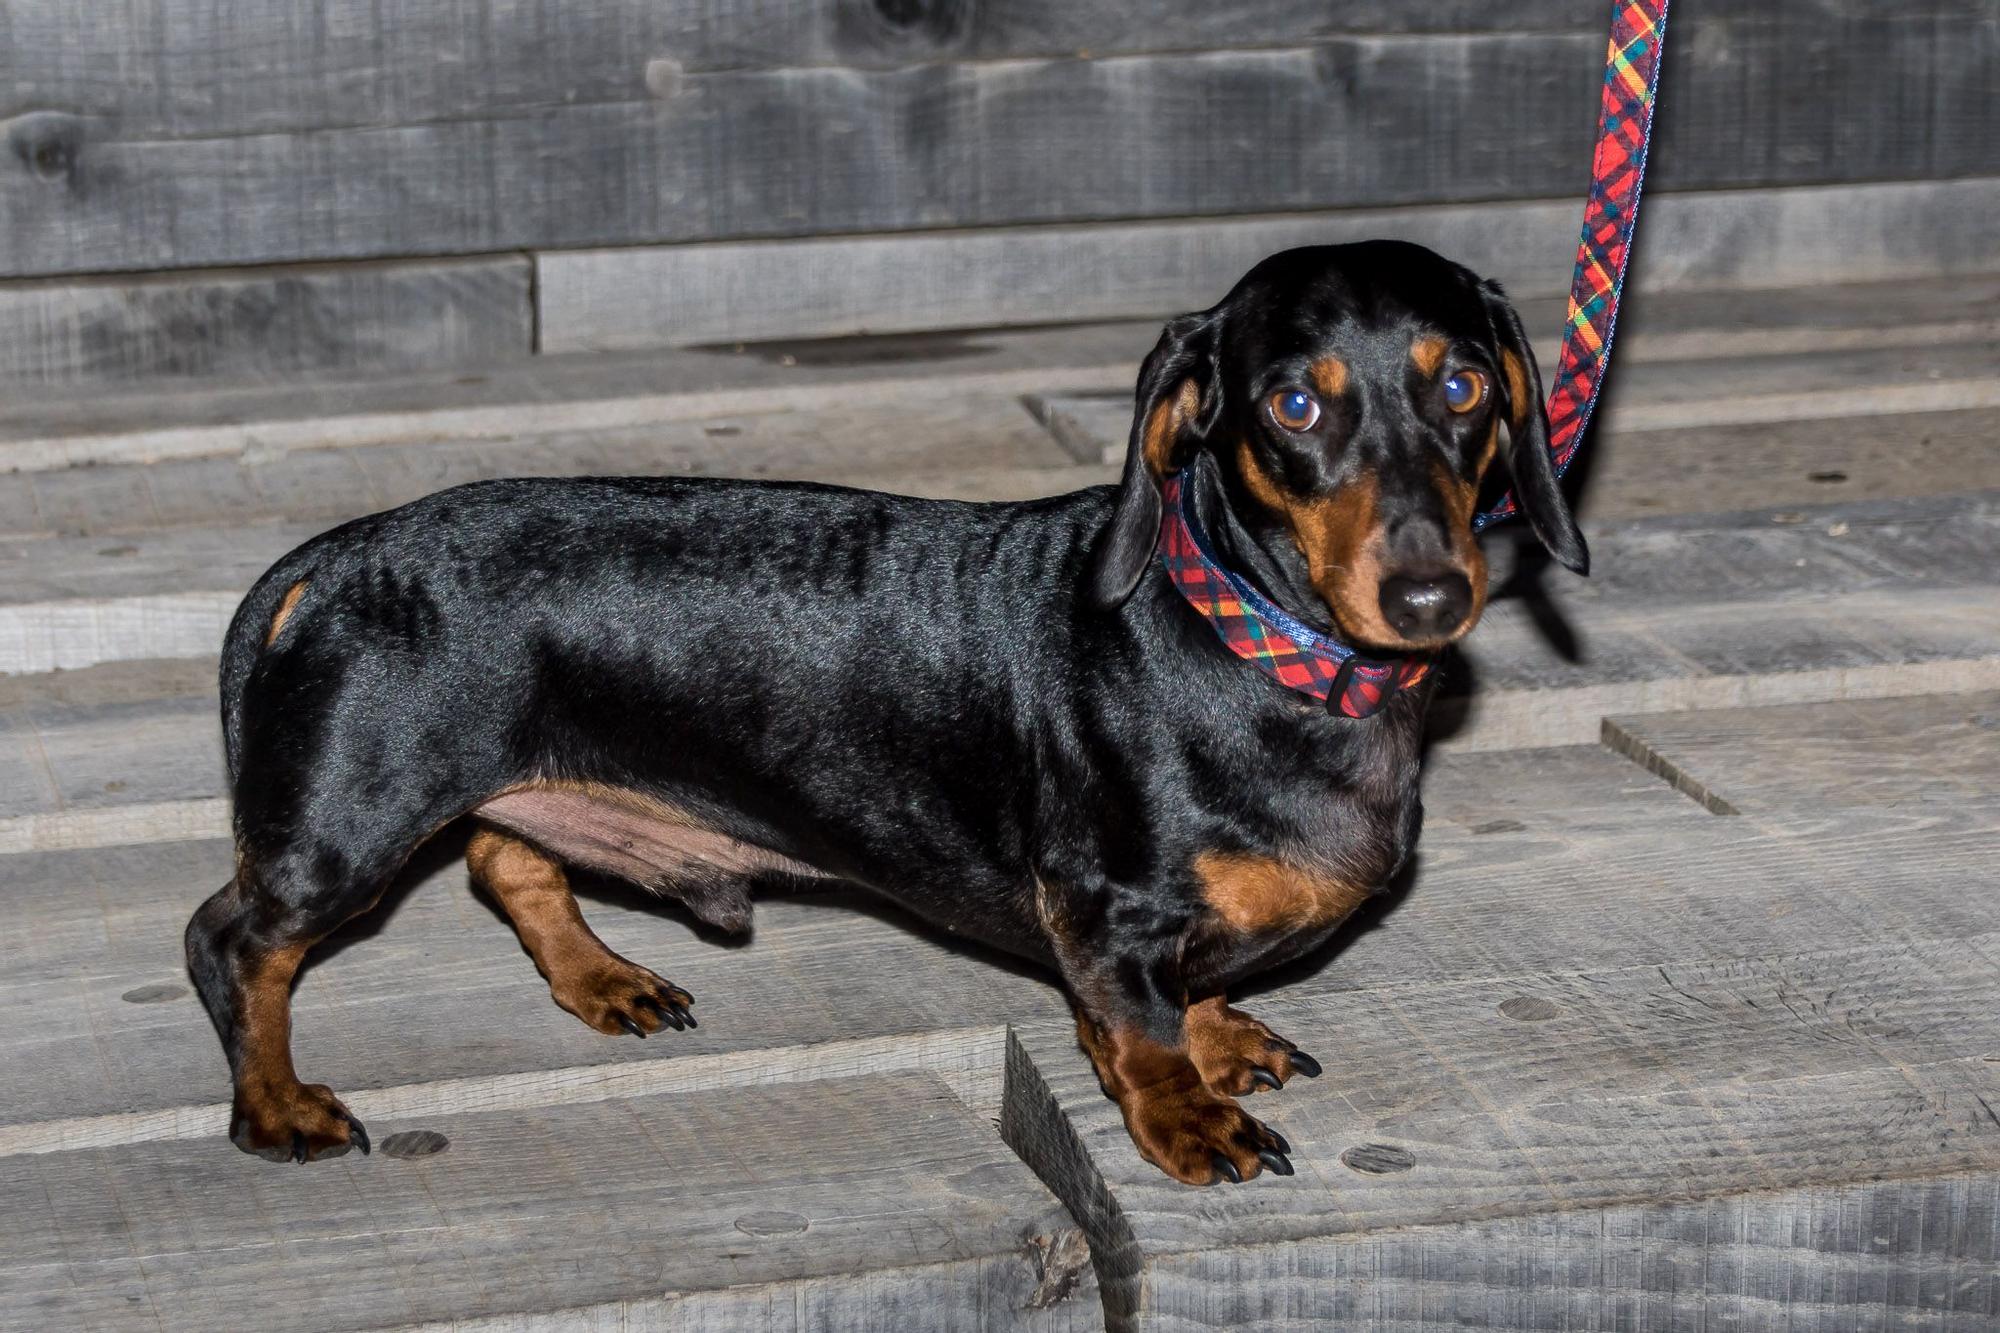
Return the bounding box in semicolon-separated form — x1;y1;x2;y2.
185;862;381;1162
466;827;695;1037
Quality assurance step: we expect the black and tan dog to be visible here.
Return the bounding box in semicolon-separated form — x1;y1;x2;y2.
186;242;1586;1185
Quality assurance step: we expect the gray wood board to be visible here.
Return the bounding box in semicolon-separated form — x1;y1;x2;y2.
0;1070;1102;1332
0;316;1162;469
0;0;1617;135
0;833;1068;1130
1007;938;2000;1327
8;385;1074;539
7;17;2000;275
1137;1177;2000;1330
995;688;2000;1324
9;0;1988;134
6;744;1997;1132
539;181;2000;351
1604;690;2000;816
0;257;531;388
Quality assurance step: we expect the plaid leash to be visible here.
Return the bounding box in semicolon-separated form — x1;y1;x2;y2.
1476;0;1669;531
1158;0;1667;713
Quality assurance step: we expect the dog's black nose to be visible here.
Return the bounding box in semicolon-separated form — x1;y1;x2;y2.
1377;574;1473;641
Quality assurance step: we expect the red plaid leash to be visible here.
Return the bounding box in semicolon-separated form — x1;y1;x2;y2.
1477;0;1669;531
1158;0;1668;714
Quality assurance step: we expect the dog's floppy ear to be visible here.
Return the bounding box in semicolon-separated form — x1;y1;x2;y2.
1088;312;1222;608
1480;280;1589;576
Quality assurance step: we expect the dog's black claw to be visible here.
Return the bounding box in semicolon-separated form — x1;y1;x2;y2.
346;1117;371;1156
1249;1067;1283;1090
681;1008;697;1029
1258;1148;1295;1176
635;996;684;1031
1269;1129;1292;1156
617;1014;647;1038
1211;1153;1242;1184
1290;1051;1323;1078
290;1131;308;1164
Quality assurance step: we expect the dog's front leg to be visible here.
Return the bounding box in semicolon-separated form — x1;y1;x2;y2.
1040;886;1294;1184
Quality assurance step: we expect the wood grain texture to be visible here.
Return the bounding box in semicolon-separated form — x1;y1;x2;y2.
0;257;530;387
0;1071;1103;1331
549;174;2000;352
6;8;1998;276
1604;690;2000;816
0;834;1071;1129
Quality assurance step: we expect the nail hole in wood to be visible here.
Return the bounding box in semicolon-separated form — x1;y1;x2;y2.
1808;470;1848;483
121;983;187;1004
379;1129;450;1159
1341;1143;1416;1175
1500;996;1561;1022
735;1210;810;1237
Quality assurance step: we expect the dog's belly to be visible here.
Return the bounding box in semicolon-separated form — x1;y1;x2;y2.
474;783;835;931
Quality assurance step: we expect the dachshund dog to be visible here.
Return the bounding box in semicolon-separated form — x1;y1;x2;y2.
186;242;1586;1185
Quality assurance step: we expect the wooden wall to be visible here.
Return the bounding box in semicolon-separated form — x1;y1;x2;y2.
0;0;1995;382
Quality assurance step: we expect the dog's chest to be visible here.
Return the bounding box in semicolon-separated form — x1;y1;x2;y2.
1195;704;1424;938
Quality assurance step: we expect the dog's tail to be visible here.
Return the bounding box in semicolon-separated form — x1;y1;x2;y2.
218;543;323;783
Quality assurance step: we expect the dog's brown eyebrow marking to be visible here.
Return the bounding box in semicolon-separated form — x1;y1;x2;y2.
1410;335;1449;377
1307;356;1348;399
265;581;308;646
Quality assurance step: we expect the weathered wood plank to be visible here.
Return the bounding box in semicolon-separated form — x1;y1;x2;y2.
4;741;1994;1137
10;0;1990;141
1604;690;2000;816
1140;1177;2000;1330
0;257;531;388
0;0;1612;137
544;175;2000;349
8;15;1999;276
0;1071;1102;1331
1005;930;2000;1327
0;834;1072;1132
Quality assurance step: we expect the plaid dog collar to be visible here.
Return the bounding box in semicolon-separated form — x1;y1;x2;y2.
1155;472;1432;719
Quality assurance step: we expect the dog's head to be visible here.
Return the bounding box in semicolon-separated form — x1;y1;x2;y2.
1090;241;1587;651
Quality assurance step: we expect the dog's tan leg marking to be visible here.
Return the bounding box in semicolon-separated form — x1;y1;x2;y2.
228;934;365;1162
1184;995;1321;1095
466;826;694;1036
1073;1009;1293;1185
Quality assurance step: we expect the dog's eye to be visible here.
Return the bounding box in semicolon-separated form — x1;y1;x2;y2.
1268;390;1321;431
1443;370;1488;414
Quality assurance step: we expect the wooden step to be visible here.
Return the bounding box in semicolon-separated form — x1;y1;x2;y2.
1002;690;2000;1328
4;272;1996;477
2;1070;1102;1331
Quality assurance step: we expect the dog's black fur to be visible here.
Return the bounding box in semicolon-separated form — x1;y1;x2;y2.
186;241;1585;1184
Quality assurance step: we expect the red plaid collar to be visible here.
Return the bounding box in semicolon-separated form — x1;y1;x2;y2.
1156;472;1432;719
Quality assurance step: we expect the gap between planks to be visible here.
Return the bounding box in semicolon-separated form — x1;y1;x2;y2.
1599;717;1743;816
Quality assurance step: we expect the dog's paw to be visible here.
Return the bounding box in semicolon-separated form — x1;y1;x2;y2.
231;1081;369;1164
551;954;695;1037
1186;1000;1321;1096
1122;1082;1294;1185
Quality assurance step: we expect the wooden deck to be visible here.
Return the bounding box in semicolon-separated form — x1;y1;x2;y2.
2;277;1997;1329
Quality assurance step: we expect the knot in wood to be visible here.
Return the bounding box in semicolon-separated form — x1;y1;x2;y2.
1341;1142;1417;1175
379;1129;450;1158
5;111;85;184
